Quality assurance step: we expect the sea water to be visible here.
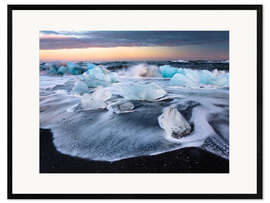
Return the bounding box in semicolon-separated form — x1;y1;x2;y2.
40;61;229;161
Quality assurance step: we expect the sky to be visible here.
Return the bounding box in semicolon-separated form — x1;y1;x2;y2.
40;31;229;62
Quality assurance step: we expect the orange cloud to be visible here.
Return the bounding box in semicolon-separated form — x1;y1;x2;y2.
40;47;181;61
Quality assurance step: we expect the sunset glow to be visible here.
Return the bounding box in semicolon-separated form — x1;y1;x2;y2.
40;31;229;61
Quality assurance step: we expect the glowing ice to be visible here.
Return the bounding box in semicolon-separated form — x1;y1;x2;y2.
67;62;87;75
87;63;96;70
198;70;213;85
170;69;200;88
158;107;192;139
160;65;181;78
109;72;118;83
80;86;112;110
57;66;67;75
72;81;89;94
170;73;191;87
80;66;115;88
48;64;59;74
170;69;229;88
121;82;167;101
213;73;229;86
107;100;135;114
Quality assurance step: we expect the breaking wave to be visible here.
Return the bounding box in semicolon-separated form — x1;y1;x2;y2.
40;62;229;88
117;63;162;78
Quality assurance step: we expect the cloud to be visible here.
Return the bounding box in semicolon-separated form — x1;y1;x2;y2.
40;31;229;50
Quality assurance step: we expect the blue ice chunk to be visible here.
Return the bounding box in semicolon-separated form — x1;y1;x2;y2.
80;66;113;88
67;62;75;71
170;73;191;87
170;69;229;88
121;82;167;101
181;69;199;87
67;62;78;75
198;70;213;85
67;62;86;75
40;63;49;71
72;81;89;94
87;63;96;70
109;72;118;83
213;73;229;86
177;68;185;75
57;66;67;75
48;64;59;74
160;65;180;78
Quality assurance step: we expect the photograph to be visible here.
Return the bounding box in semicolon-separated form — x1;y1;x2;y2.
8;4;262;199
39;31;230;173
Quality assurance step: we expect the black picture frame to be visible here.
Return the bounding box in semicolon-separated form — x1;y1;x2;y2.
7;4;263;199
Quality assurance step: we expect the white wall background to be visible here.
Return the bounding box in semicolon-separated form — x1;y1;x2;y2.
0;0;268;202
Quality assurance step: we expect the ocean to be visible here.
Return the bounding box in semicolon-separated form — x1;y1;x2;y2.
40;60;229;168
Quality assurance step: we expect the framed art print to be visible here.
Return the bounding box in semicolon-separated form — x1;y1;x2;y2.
8;5;263;199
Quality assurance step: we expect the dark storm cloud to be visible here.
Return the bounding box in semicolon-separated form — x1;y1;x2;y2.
40;31;229;50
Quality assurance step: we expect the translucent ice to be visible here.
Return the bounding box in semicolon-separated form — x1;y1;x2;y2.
121;82;167;101
57;66;67;75
87;62;96;70
40;63;50;71
80;86;112;110
170;69;229;88
160;65;181;78
80;66;116;88
213;73;229;86
107;100;135;114
198;70;213;85
48;64;59;74
72;81;89;94
158;107;192;139
92;86;112;101
109;72;118;83
67;62;87;75
40;79;229;161
170;73;191;87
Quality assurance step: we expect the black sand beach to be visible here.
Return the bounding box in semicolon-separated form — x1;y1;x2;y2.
40;128;229;173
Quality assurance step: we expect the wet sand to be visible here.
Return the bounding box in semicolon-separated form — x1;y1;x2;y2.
40;128;229;173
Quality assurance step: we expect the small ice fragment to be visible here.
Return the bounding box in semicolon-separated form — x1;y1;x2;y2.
92;86;112;101
158;107;192;139
107;100;134;114
80;86;112;110
80;94;106;110
145;83;167;100
72;81;89;94
121;82;166;101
